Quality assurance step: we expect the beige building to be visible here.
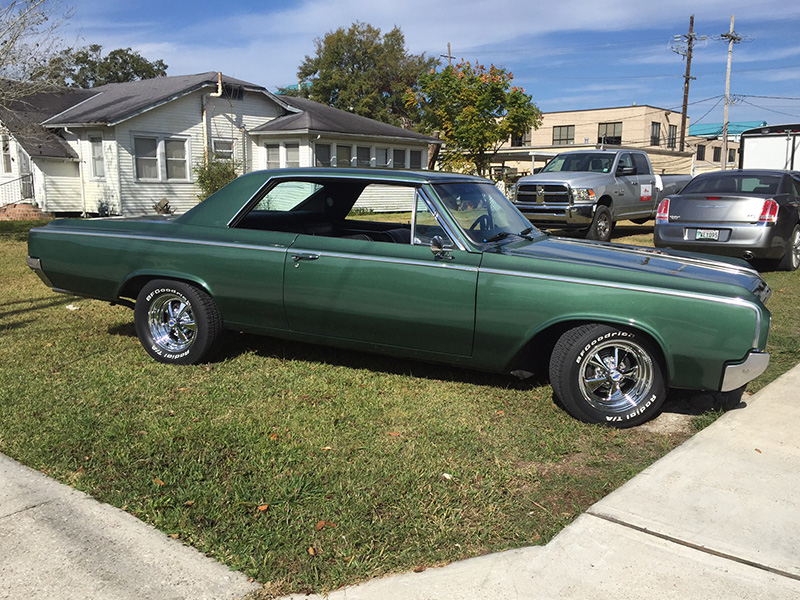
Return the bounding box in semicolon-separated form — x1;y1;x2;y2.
493;105;694;179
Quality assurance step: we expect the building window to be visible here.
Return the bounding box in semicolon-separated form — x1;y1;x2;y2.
133;135;189;181
356;146;371;168
512;129;533;147
598;122;622;145
728;148;736;163
713;147;721;162
393;149;406;169
650;122;661;146
667;125;677;150
552;125;574;146
284;143;300;168
265;144;280;169
376;147;390;168
212;139;235;161
1;133;11;174
89;135;105;178
315;143;331;167
409;150;423;169
336;145;352;167
696;144;706;161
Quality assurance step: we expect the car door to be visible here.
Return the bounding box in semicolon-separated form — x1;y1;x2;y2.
283;187;481;357
614;152;640;218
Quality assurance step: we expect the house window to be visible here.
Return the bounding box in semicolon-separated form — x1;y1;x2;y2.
376;147;390;168
713;147;721;162
552;125;574;146
356;146;371;168
265;144;280;169
315;143;331;167
89;135;105;178
697;144;706;161
133;135;189;181
409;150;423;169
667;125;677;150
336;145;352;167
650;122;661;146
134;137;159;179
728;148;736;163
285;143;300;168
393;149;406;169
2;133;13;174
598;122;622;145
212;139;235;161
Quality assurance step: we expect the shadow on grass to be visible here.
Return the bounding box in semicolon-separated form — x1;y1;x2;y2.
0;296;75;321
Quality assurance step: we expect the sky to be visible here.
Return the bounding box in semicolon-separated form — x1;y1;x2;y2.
56;0;800;128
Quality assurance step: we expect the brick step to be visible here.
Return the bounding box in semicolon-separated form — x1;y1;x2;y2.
0;203;54;221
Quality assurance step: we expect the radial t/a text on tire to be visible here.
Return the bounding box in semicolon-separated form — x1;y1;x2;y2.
549;324;667;427
134;279;223;365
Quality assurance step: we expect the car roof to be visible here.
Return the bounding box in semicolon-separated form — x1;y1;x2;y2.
696;169;798;178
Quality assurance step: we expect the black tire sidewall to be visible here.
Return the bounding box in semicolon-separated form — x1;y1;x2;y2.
134;280;216;365
551;325;667;427
587;206;612;242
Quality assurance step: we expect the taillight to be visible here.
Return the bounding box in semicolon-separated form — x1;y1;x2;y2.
656;198;670;223
758;199;779;225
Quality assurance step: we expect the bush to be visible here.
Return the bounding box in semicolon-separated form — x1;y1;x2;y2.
193;160;239;200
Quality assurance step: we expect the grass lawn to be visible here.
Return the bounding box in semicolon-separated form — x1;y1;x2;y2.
1;219;797;596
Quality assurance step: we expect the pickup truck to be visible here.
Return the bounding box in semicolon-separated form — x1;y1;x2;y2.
512;149;691;241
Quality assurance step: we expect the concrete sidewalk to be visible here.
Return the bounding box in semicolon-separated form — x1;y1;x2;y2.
2;364;799;599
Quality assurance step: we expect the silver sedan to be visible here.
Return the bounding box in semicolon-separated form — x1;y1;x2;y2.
654;169;800;271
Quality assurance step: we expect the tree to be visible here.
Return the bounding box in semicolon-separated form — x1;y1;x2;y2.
406;62;542;177
287;22;437;128
0;0;70;105
36;44;168;88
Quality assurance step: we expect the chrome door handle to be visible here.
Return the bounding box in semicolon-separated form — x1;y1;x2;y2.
292;253;320;267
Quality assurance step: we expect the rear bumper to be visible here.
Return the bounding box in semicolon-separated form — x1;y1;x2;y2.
654;223;785;260
26;256;54;287
720;351;770;392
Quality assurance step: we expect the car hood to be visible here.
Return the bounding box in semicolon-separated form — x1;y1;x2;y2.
518;172;608;186
486;235;771;303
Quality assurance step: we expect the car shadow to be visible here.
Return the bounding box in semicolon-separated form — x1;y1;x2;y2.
0;296;76;321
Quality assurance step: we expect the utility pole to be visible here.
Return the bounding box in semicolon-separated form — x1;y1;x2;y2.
671;16;706;152
720;16;742;170
441;43;454;67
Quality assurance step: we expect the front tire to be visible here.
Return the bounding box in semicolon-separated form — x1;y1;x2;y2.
585;205;613;242
549;324;667;427
776;224;800;271
134;279;222;365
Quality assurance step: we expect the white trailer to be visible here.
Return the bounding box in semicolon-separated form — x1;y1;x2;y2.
739;124;800;170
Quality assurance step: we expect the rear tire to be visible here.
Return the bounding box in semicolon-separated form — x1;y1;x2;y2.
134;279;223;365
549;324;667;427
586;205;613;242
776;225;800;271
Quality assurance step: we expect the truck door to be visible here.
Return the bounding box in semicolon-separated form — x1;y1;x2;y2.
631;152;657;219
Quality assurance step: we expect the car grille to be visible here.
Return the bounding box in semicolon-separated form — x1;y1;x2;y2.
515;183;571;206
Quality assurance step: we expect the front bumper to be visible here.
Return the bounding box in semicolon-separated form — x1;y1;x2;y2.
720;350;770;392
514;203;595;229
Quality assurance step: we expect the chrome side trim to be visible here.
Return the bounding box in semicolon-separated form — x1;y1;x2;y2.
480;267;765;348
721;351;770;392
32;228;288;254
289;248;479;273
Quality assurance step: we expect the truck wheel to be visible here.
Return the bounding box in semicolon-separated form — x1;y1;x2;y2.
586;205;613;242
776;225;800;271
134;279;223;365
549;324;667;427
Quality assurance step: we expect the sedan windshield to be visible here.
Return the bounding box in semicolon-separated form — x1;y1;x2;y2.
433;182;540;244
541;153;613;173
681;174;781;195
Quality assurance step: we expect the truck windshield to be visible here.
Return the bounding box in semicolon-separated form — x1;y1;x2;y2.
542;153;612;173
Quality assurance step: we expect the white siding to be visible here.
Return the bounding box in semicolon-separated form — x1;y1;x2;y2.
353;184;416;213
38;160;81;212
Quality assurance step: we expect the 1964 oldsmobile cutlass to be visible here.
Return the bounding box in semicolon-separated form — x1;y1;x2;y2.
27;168;772;427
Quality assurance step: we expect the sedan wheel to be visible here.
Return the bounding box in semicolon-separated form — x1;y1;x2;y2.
134;279;223;364
777;225;800;272
549;324;667;427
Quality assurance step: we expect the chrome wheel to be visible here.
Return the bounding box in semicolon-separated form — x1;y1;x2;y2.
577;339;655;415
791;228;800;270
148;292;196;353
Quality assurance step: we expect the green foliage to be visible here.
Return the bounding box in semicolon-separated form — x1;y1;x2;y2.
35;43;167;88
193;159;239;200
406;62;542;177
295;22;437;128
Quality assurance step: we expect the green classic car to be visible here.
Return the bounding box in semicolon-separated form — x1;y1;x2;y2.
27;168;772;427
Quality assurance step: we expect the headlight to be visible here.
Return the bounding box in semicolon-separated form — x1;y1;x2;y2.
572;188;596;203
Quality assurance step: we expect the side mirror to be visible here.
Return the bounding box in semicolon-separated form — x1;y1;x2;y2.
617;166;637;176
430;236;454;260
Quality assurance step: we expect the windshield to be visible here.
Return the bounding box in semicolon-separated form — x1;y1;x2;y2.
680;174;781;196
542;153;613;173
433;182;540;244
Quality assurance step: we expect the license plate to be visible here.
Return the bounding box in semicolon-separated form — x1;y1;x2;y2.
695;229;720;241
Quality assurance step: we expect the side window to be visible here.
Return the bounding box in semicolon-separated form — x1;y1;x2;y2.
791;177;800;198
253;181;322;212
414;193;451;246
632;153;650;175
617;153;634;172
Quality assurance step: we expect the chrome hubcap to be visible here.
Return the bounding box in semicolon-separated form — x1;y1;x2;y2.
148;293;196;352
792;230;800;268
578;340;654;415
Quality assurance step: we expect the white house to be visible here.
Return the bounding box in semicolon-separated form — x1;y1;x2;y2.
0;72;439;216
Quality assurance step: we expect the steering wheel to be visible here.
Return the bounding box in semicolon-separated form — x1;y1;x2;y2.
469;214;491;232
